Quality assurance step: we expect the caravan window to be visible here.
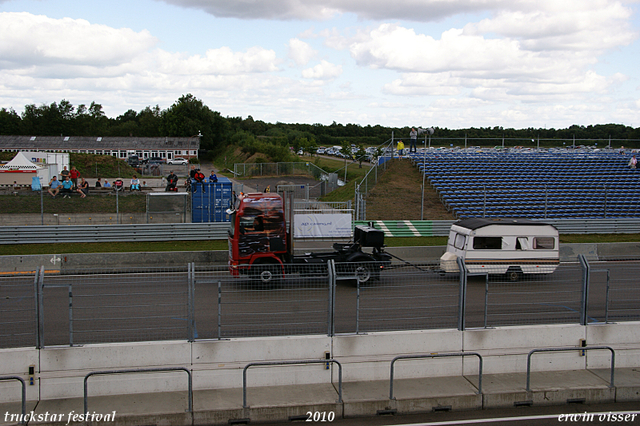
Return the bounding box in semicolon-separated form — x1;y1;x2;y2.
533;237;555;249
454;233;466;250
515;237;530;250
473;237;501;250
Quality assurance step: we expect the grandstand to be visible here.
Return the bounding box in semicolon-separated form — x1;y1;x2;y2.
409;149;640;219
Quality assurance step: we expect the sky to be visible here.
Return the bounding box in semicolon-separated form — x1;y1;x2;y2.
1;0;640;130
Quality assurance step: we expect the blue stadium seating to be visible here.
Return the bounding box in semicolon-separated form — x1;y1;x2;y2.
409;150;640;219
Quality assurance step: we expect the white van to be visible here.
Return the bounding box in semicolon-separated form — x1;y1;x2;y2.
440;218;559;280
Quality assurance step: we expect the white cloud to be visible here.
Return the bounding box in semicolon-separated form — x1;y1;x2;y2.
325;0;637;107
1;1;639;128
288;38;317;66
0;12;158;67
466;0;637;52
154;0;570;22
302;60;342;79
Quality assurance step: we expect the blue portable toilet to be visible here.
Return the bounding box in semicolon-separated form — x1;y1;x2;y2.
31;176;42;191
191;177;233;222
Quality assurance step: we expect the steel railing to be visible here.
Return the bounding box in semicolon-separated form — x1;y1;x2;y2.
526;346;615;392
389;352;483;399
84;367;193;414
0;376;26;424
0;223;229;244
242;360;343;408
3;217;640;244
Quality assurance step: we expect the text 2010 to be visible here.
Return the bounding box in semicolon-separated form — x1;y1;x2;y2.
306;411;335;422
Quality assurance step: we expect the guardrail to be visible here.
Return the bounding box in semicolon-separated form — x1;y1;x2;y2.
84;367;193;414
355;218;640;237
526;346;615;392
0;223;229;244
1;218;640;244
242;360;343;408
0;376;26;424
389;352;483;399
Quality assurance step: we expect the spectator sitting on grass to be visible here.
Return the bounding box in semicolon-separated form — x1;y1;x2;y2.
48;176;61;198
60;176;73;198
130;175;141;191
77;177;88;198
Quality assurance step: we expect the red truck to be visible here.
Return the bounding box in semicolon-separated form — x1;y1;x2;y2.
227;192;392;283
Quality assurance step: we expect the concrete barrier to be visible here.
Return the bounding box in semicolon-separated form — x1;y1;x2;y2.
1;322;638;404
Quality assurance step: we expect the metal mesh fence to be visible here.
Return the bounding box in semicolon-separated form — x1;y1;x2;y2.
42;267;190;346
2;257;640;349
482;264;584;328
592;258;640;323
0;274;37;349
233;162;326;179
334;261;461;333
194;264;331;339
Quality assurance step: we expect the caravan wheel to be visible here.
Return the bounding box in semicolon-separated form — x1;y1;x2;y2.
506;267;523;282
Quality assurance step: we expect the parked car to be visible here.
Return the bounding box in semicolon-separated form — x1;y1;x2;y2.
147;156;165;164
167;158;188;165
127;155;140;167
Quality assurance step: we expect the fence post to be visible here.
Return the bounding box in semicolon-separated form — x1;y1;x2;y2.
604;269;611;323
328;260;336;337
578;254;590;326
355;277;361;335
34;266;44;349
457;257;467;331
483;274;489;329
68;283;73;347
218;281;222;340
187;263;195;342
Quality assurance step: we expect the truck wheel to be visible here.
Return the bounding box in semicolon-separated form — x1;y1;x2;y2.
252;262;281;285
354;265;372;283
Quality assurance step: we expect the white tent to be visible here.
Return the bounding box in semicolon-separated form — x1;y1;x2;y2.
0;151;42;170
0;151;43;186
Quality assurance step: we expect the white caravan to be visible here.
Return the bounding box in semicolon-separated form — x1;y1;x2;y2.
440;218;559;280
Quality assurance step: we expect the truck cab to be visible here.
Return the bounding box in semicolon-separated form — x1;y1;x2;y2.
228;193;288;277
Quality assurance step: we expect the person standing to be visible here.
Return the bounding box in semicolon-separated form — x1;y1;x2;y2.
60;166;70;182
70;166;80;190
409;128;418;153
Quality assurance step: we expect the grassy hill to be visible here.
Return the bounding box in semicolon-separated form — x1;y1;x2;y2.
363;160;455;220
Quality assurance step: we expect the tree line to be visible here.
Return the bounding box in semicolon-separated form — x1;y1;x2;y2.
2;94;640;158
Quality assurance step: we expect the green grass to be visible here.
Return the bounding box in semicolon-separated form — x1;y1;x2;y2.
1;192;146;214
2;233;639;256
0;240;229;256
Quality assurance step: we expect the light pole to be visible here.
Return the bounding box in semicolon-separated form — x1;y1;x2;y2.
420;127;434;220
189;131;202;161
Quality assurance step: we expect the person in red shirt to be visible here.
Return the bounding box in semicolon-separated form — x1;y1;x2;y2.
69;166;80;190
